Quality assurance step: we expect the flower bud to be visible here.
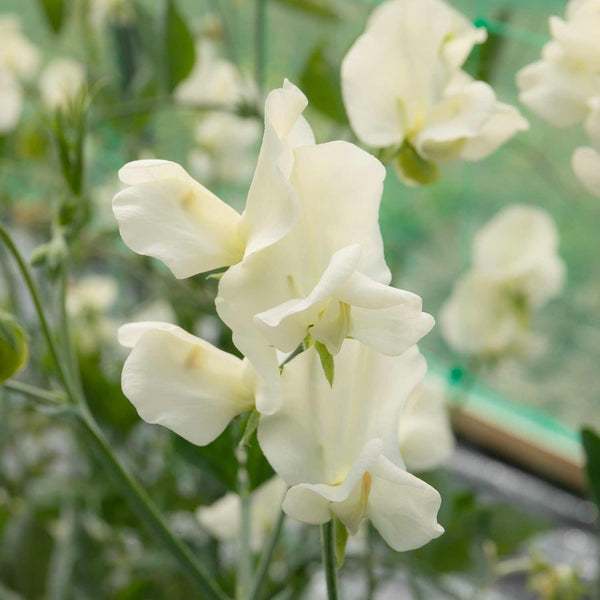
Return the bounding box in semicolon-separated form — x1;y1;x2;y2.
0;310;28;383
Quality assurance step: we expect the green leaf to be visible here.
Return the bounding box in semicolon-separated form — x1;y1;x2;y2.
163;0;196;92
274;0;340;20
581;427;600;508
333;518;348;568
0;311;28;383
39;0;65;33
315;340;334;387
393;143;440;186
299;46;347;124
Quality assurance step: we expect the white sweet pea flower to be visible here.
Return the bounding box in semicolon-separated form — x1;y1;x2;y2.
0;15;40;80
196;477;287;551
517;1;600;127
399;379;455;472
440;205;565;359
118;322;255;446
573;98;600;197
0;70;23;135
176;39;255;107
341;0;528;185
258;341;443;551
472;205;565;307
114;81;434;414
39;58;86;111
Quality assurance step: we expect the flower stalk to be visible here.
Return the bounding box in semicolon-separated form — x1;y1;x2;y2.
320;522;339;600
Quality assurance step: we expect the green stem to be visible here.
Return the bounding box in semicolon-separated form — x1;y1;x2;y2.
75;412;228;600
365;524;377;600
0;224;73;397
249;509;286;600
0;224;229;600
320;522;339;600
255;0;267;95
3;380;67;407
236;445;252;600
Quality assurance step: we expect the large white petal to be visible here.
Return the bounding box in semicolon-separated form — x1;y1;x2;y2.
573;146;600;197
258;342;427;486
367;455;444;551
240;80;315;257
114;160;244;278
119;322;254;445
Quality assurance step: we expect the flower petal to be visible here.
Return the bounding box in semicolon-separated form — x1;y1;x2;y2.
573;146;600;197
240;80;315;257
114;160;244;278
367;455;444;551
119;322;254;445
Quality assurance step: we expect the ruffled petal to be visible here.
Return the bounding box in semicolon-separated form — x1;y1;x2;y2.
119;322;254;445
113;160;244;278
573;146;600;197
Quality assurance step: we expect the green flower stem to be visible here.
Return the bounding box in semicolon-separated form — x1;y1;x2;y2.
249;509;286;600
75;412;228;600
0;224;73;398
236;444;252;600
255;0;268;95
3;380;67;407
0;224;229;600
320;522;339;600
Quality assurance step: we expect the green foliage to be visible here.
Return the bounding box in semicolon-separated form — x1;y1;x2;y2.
163;0;196;93
300;46;347;124
581;427;600;508
38;0;65;33
393;143;440;186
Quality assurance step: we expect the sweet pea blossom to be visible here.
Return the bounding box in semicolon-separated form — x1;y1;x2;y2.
341;0;528;185
572;98;600;197
258;341;443;550
440;205;565;359
118;322;256;446
0;15;40;80
114;81;434;414
39;58;86;111
0;70;22;135
517;0;600;127
196;477;287;551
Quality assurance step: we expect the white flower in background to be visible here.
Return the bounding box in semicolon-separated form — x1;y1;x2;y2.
472;205;565;306
0;15;40;79
39;58;86;111
341;0;528;185
398;379;455;472
176;39;255;107
440;205;565;359
258;341;443;551
572;98;600;197
187;111;261;183
118;322;256;445
114;81;434;414
196;477;287;551
0;70;23;135
66;275;119;353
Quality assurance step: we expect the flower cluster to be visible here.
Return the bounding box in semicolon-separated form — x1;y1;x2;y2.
341;0;528;185
114;80;444;550
517;0;600;197
440;205;565;360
